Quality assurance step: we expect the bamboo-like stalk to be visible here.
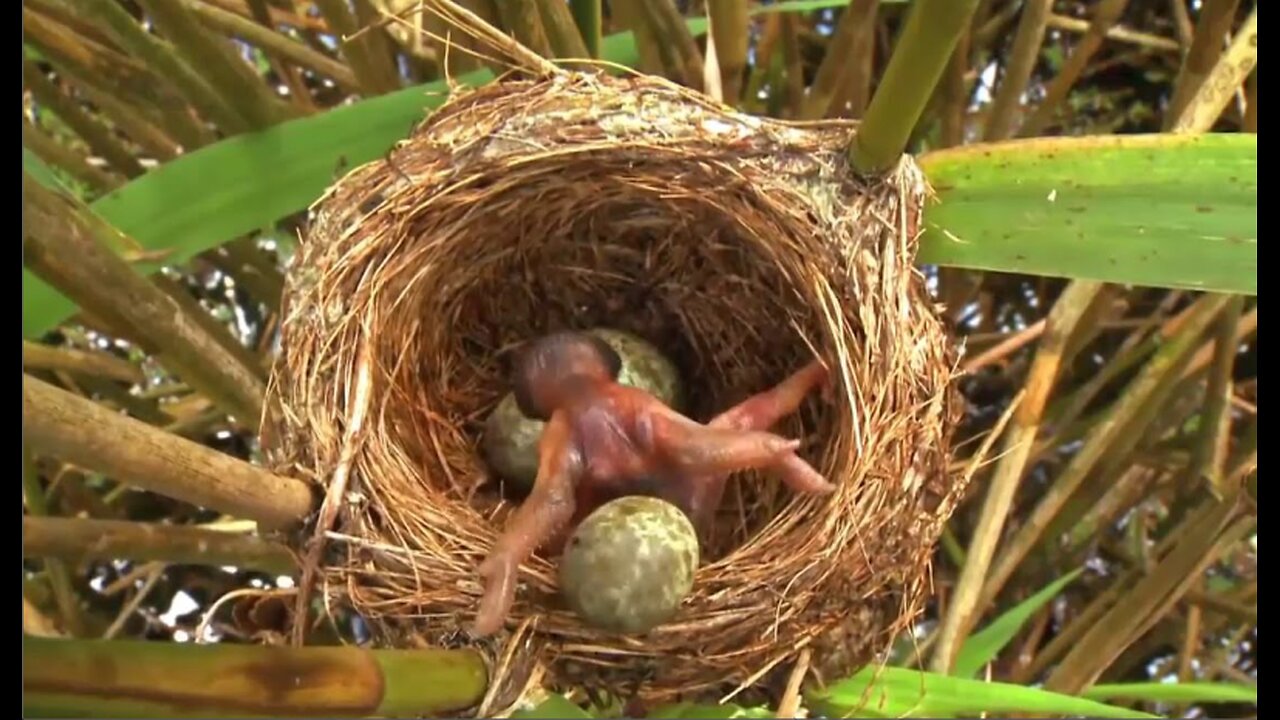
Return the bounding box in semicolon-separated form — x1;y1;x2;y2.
188;0;360;92
240;0;317;109
1047;13;1182;52
1045;499;1253;693
1165;0;1244;126
149;273;271;380
801;0;879;120
568;0;601;58
312;0;402;96
1186;296;1245;497
1243;70;1257;132
135;0;299;129
535;0;590;59
496;0;555;59
23;445;85;638
611;0;665;76
982;0;1051;141
74;0;248;138
638;0;705;91
707;0;748;104
351;0;408;89
23;59;146;178
21;120;120;193
22;175;267;427
23;375;314;529
23;516;298;575
928;280;1103;674
23;637;488;717
76;83;182;161
1167;7;1257;134
22;341;145;385
974;293;1232;612
779;12;806;119
1017;0;1129;138
848;0;982;174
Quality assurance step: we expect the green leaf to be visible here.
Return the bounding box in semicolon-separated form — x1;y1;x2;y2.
919;133;1257;296
1082;681;1257;705
647;702;774;718
808;666;1160;718
510;694;596;719
952;567;1085;678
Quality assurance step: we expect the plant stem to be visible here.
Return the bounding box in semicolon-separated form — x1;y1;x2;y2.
189;0;360;92
707;0;749;104
1167;6;1257;134
78;0;251;136
975;293;1232;611
1165;0;1244;126
23;444;85;638
23;59;146;178
312;0;402;95
24;516;298;575
22;341;145;385
929;280;1103;674
639;0;705;91
1185;296;1245;497
23;175;268;426
1017;0;1129;137
983;0;1051;141
848;0;982;174
22;375;314;529
535;0;590;59
802;0;879;120
569;0;601;58
23;637;487;718
21;120;120;193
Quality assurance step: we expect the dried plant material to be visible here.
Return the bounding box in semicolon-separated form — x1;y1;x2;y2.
265;67;961;706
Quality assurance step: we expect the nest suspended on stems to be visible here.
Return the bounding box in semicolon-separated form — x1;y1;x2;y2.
263;8;963;712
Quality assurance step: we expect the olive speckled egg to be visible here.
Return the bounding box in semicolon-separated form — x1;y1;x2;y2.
482;328;684;490
558;496;699;634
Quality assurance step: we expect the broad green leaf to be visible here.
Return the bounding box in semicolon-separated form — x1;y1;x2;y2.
1083;681;1257;705
919;133;1257;296
510;694;596;719
808;666;1159;718
952;567;1085;678
647;701;774;718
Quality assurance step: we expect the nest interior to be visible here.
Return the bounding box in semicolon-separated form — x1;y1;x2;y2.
264;70;963;707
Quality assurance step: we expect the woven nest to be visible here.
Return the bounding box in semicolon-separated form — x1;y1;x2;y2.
264;68;962;710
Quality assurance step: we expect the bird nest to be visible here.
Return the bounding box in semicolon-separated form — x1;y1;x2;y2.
263;69;962;711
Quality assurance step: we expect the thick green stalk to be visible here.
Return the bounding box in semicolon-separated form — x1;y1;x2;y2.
848;0;983;174
23;516;298;575
639;0;706;90
23;59;146;178
496;0;555;58
568;0;601;58
23;637;487;718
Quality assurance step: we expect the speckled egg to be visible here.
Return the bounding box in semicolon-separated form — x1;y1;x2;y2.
557;496;699;634
481;328;684;490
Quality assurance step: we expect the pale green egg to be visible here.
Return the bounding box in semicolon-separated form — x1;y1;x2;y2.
557;496;699;634
481;328;684;489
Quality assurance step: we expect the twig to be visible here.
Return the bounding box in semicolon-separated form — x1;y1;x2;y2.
104;564;165;639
